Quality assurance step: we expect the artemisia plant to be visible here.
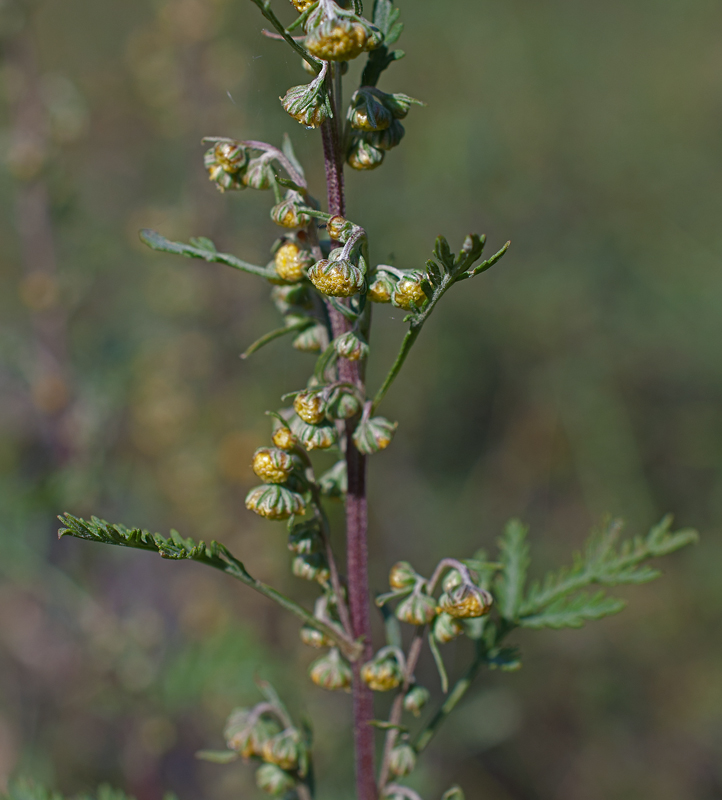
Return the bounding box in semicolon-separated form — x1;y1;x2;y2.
51;2;697;800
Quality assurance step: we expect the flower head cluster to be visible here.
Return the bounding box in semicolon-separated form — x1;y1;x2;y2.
346;90;422;171
303;2;383;62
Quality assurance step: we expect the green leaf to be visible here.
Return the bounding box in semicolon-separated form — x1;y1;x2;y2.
520;592;627;630
2;781;134;800
188;236;217;252
241;318;314;359
485;645;522;671
195;749;239;764
57;514;361;660
520;516;698;617
281;132;305;180
372;0;402;40
428;629;449;693
494;519;530;622
139;229;275;279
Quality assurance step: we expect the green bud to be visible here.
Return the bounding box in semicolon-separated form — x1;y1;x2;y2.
281;74;333;128
360;653;403;692
256;763;295;796
326;215;358;243
243;156;274;190
347;137;385;170
367;272;395;303
293;390;327;424
392;274;428;309
317;459;347;499
388;742;416;777
261;728;301;771
396;592;437;625
225;709;281;758
309;647;353;692
433;612;464;644
370;119;405;151
348;88;393;132
334;330;369;361
300;625;332;648
245;484;305;520
308;256;365;297
403;685;430;717
293;323;328;353
271;282;312;314
326;385;362;420
353;416;397;454
288;519;323;554
388;561;417;590
305;16;381;62
290;416;338;450
252;447;296;484
204;140;249;191
384;92;423;120
441;787;465;800
274;240;314;283
292;552;330;584
270;189;312;229
438;584;493;619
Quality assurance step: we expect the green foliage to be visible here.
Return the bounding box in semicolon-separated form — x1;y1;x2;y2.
138;229;275;279
57;514;359;658
518;515;698;628
1;781;138;800
494;519;530;622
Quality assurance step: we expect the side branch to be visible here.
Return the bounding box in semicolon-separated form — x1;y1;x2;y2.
139;229;276;279
58;513;361;660
249;0;323;73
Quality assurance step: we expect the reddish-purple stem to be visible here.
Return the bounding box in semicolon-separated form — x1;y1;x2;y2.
321;75;377;800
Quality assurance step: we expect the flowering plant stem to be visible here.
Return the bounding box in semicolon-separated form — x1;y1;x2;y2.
320;64;378;800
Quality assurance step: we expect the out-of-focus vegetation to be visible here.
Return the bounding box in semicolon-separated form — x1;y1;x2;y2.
0;0;719;798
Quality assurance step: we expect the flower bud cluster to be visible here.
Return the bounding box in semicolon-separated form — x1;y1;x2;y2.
392;272;428;310
308;249;365;297
438;583;493;619
403;685;430;717
388;742;417;777
204;140;249;191
272;240;315;283
281;66;333;129
309;646;353;691
225;708;281;760
334;330;369;361
270;190;312;230
361;648;404;692
292;552;330;584
245;484;305;520
353;415;397;454
346;90;421;171
303;3;383;62
317;459;347;499
223;696;310;795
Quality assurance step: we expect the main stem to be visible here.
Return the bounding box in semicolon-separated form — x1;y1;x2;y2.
321;72;377;800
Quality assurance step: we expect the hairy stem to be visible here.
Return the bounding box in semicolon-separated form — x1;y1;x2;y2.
321;65;377;800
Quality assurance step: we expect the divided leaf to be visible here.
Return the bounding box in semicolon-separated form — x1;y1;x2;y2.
520;592;627;630
519;516;698;623
494;519;530;622
139;229;275;279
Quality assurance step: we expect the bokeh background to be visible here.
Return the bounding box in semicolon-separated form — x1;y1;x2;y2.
1;0;721;798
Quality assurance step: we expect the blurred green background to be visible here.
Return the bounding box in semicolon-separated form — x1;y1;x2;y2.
0;0;720;798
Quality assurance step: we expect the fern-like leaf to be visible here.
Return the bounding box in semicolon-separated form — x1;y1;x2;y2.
494;519;530;621
58;514;361;659
520;591;627;630
520;516;698;618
